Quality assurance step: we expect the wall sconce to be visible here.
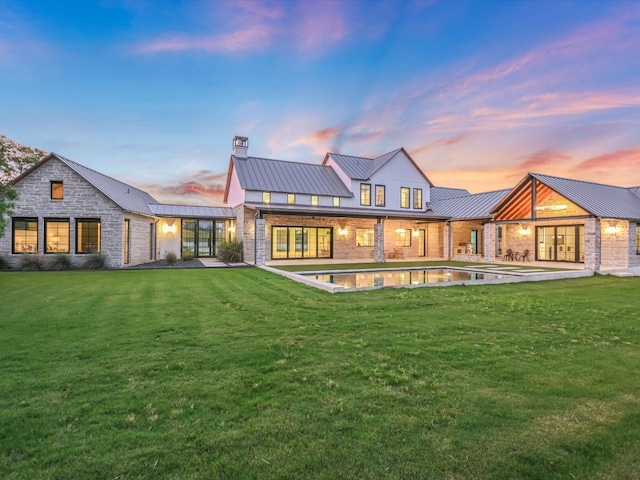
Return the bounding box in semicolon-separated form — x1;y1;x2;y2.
395;228;405;234
518;224;531;236
604;223;620;235
227;225;236;233
338;227;348;236
162;223;177;234
412;229;420;237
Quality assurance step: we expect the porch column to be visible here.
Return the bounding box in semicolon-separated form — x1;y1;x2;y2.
584;218;600;272
374;220;385;262
443;222;452;260
483;223;496;263
255;218;266;266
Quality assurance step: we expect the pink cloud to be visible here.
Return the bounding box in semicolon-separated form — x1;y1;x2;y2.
137;170;228;205
577;148;640;171
516;149;572;171
410;134;469;156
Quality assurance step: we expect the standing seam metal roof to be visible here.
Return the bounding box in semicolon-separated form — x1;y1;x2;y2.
432;189;511;220
429;186;471;202
233;156;353;197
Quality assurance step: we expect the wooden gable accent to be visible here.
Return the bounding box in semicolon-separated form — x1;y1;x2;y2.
493;176;588;221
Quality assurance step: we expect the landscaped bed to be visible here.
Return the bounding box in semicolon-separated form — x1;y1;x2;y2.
1;269;639;479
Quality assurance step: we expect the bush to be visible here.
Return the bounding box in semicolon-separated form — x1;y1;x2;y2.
217;240;244;263
47;254;73;271
82;253;106;270
0;255;9;270
182;250;194;261
165;251;178;266
17;254;45;271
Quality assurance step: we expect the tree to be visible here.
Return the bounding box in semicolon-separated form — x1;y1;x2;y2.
0;134;47;239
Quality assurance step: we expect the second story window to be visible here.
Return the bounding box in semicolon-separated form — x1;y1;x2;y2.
51;181;64;199
287;193;296;204
311;195;318;206
360;184;371;206
400;187;410;209
333;197;340;207
413;188;423;209
375;185;385;206
262;192;271;203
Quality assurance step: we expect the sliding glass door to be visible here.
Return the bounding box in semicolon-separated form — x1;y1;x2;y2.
536;225;584;263
272;226;332;259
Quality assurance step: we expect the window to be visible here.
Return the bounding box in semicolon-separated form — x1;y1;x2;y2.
12;218;38;253
333;197;340;207
395;228;411;247
413;188;423;209
271;226;332;259
124;219;130;264
150;223;155;260
400;187;410;209
637;224;640;255
360;184;371;206
51;181;64;199
76;219;101;253
287;193;296;204
262;192;271;203
375;185;385;207
356;228;374;247
45;219;70;253
311;195;319;206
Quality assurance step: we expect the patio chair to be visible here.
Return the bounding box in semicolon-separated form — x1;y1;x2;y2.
503;248;514;261
520;249;531;262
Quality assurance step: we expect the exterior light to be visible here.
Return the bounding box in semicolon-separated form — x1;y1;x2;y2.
162;223;177;234
535;205;568;211
412;229;419;237
605;224;620;235
518;224;531;236
227;225;236;233
338;227;348;236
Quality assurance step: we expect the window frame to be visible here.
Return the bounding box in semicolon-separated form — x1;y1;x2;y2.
50;181;64;200
400;187;410;209
76;218;101;254
636;224;640;255
360;183;371;206
311;195;319;206
356;228;375;247
124;219;130;264
287;193;296;204
395;228;411;247
12;217;38;254
413;188;423;209
44;218;70;254
333;197;340;207
262;192;271;203
375;185;385;207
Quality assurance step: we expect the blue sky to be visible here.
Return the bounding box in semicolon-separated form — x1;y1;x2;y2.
2;0;640;205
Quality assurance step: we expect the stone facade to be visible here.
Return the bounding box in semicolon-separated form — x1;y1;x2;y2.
0;157;156;269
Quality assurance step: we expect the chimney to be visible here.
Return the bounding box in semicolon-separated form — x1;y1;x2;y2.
233;136;248;159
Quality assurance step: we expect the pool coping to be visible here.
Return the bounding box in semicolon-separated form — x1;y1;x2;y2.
260;265;595;293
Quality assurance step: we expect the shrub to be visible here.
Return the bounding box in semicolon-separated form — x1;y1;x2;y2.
82;253;106;270
47;254;73;271
17;254;45;271
217;240;244;263
165;251;178;266
0;254;10;270
182;250;194;261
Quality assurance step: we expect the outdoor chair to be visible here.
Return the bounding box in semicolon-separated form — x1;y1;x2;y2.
503;249;514;261
520;249;531;262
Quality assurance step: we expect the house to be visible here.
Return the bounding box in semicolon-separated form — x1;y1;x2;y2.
2;136;639;271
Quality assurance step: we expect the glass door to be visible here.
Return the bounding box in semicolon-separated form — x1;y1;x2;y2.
197;220;214;257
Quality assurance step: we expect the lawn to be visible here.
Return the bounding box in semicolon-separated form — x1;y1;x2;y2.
1;269;639;479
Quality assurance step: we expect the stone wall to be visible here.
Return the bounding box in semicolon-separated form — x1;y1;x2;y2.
125;214;155;266
600;219;632;269
450;220;485;258
0;158;134;269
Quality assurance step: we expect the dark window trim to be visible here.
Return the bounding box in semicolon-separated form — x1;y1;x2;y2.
44;217;70;254
400;187;410;209
50;181;64;200
124;219;130;264
413;188;423;209
12;217;38;254
356;227;375;247
360;183;371;206
375;185;386;207
395;228;411;247
271;226;333;260
534;224;584;263
75;218;101;254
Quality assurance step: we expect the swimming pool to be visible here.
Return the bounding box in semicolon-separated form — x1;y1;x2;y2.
304;268;514;289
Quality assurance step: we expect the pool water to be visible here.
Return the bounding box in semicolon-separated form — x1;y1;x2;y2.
306;268;512;289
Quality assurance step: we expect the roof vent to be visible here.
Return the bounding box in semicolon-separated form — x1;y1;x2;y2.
233;136;249;159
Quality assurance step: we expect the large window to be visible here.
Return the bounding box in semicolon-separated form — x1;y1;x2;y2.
12;218;38;253
356;228;374;247
400;187;410;209
51;181;64;199
124;219;130;264
45;218;70;253
536;225;584;262
636;224;640;255
360;184;371;206
395;228;411;247
271;226;332;259
76;219;101;253
413;188;423;209
375;185;385;206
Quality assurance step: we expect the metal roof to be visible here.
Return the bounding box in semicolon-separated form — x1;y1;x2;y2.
430;186;471;202
433;189;511;220
530;173;640;220
325;153;375;180
149;204;235;218
232;156;353;197
53;154;158;216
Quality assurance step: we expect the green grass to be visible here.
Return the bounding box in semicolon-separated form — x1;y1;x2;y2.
275;260;569;272
1;269;639;479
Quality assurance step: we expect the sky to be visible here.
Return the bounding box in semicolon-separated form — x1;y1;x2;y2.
1;0;640;206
